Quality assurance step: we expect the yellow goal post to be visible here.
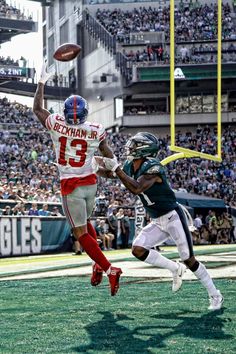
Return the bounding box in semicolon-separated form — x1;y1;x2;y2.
161;0;222;166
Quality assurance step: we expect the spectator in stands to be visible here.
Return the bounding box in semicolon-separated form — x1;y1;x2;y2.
7;187;23;201
2;205;13;215
208;214;218;244
121;209;131;248
179;45;189;63
95;219;108;251
229;215;235;243
0;187;4;200
53;73;58;87
205;210;213;227
38;203;51;216
191;228;201;245
147;45;154;61
28;202;39;216
69;73;76;92
116;208;130;249
11;203;26;215
107;209;118;249
100;219;114;250
194;214;203;230
200;225;210;245
217;229;230;244
50;207;62;216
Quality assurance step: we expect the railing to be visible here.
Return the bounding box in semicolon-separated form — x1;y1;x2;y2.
115;52;133;85
83;9;116;55
83;9;136;84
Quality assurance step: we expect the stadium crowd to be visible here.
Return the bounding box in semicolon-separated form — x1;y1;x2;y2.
96;2;235;43
122;42;236;65
192;211;235;245
0;0;33;20
0;97;235;210
0;56;20;67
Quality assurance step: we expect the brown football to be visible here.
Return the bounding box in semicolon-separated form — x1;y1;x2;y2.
53;43;81;62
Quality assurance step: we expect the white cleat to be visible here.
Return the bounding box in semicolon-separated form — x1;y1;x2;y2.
172;262;186;292
208;290;224;311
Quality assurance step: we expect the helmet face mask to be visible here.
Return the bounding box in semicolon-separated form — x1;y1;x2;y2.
64;95;88;125
125;132;159;160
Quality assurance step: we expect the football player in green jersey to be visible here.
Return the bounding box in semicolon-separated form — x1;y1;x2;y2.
99;132;223;311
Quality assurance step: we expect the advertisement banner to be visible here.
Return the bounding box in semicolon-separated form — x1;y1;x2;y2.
135;199;145;238
0;217;71;257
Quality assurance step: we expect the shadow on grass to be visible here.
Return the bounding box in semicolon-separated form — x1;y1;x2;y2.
149;308;232;340
73;308;232;353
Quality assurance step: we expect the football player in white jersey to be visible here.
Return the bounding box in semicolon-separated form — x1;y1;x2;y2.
32;63;122;296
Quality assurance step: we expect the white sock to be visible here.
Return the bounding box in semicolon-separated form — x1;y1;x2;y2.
144;249;178;273
194;262;219;296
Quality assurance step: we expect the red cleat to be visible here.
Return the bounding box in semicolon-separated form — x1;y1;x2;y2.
91;263;103;286
108;267;122;296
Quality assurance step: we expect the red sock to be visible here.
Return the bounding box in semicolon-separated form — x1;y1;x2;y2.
87;221;97;241
79;233;111;272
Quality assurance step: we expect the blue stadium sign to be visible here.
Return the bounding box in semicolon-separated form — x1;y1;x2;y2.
0;66;28;78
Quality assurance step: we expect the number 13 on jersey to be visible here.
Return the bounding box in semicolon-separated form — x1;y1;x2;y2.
58;136;87;167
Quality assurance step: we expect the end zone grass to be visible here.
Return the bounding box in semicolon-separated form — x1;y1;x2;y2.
0;277;235;353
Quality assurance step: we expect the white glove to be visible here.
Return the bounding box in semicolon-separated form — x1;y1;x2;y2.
103;157;120;172
39;61;52;84
91;156;100;172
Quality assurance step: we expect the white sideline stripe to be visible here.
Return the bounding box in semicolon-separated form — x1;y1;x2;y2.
0;257;235;281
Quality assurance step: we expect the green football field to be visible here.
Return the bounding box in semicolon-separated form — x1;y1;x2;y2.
0;276;235;354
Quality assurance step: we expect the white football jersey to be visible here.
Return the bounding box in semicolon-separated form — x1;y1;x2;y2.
45;114;105;180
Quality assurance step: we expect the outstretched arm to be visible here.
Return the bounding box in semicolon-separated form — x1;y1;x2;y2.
94;156;162;193
33;83;50;128
33;62;52;128
115;167;162;195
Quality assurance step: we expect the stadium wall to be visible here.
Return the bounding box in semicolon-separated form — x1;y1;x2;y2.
0;216;136;257
81;45;123;128
122;111;236;127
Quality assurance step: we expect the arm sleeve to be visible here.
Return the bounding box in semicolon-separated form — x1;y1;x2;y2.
98;125;106;142
45;114;54;131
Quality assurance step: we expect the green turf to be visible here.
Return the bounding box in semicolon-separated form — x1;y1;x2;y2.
0;277;235;354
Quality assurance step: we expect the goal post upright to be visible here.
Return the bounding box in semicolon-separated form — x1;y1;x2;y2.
169;0;175;149
162;0;222;166
217;0;222;159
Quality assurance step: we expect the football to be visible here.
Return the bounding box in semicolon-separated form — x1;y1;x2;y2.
53;43;82;62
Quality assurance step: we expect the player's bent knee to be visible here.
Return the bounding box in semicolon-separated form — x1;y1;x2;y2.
177;243;190;261
132;246;149;261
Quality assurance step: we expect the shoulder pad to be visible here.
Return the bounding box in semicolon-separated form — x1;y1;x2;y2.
146;165;162;174
142;158;163;174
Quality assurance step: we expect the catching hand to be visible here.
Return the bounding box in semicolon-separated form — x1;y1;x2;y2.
39;61;52;84
91;156;100;172
103;157;120;172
